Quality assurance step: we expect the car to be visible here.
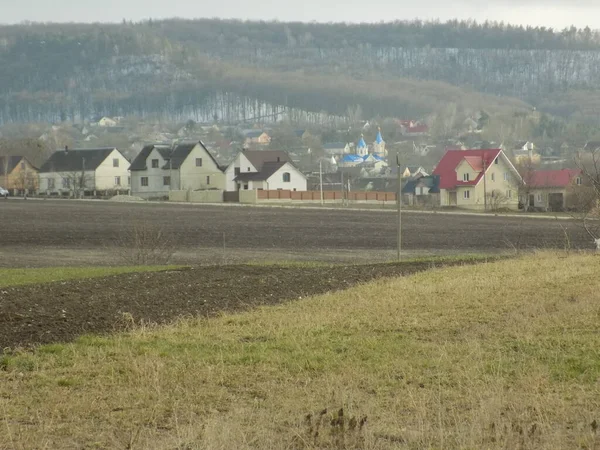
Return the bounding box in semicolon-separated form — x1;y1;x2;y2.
0;187;8;199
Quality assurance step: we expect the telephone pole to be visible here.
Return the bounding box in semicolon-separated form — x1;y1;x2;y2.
396;153;402;261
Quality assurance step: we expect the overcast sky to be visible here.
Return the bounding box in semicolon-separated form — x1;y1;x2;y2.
1;0;599;30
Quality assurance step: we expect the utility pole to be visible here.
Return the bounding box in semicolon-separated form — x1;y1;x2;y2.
482;156;488;212
396;152;402;261
319;159;324;206
340;170;344;206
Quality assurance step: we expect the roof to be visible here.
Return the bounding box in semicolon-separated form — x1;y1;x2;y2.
583;141;600;151
234;161;287;182
40;148;118;173
0;156;27;174
129;144;171;171
129;141;222;172
242;150;291;171
357;136;367;149
342;154;364;163
432;149;502;190
402;175;441;194
244;130;265;138
524;169;581;188
375;130;384;144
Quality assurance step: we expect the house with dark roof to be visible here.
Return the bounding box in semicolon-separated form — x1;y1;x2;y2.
130;141;224;199
402;174;441;206
323;142;351;156
243;130;271;147
0;156;38;193
432;149;521;210
522;168;583;211
39;147;130;195
224;150;307;192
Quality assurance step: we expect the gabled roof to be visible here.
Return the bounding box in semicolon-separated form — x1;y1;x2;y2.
402;175;441;194
524;169;581;188
244;130;266;138
40;148;119;173
234;161;288;182
432;149;503;190
130;141;222;172
0;156;34;174
129;144;171;171
583;141;600;151
242;150;291;171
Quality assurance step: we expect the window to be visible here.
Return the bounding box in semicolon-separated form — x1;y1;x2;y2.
115;176;121;186
283;172;291;183
576;177;582;186
506;190;512;199
244;184;248;190
141;177;149;187
62;178;70;189
196;158;203;167
537;193;542;202
247;167;251;172
163;176;171;186
113;158;119;168
234;167;240;176
20;162;25;170
494;157;499;165
463;173;470;182
206;176;210;185
127;177;131;186
151;159;159;168
463;190;470;199
503;172;510;181
48;178;55;189
491;173;495;182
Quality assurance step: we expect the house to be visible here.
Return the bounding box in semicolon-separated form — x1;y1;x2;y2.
511;141;541;165
433;149;522;210
402;174;441;206
0;156;39;193
398;120;429;137
323;142;351;156
243;130;271;147
401;165;429;178
96;117;118;128
130;141;225;199
225;150;307;192
522;169;583;211
39;147;130;195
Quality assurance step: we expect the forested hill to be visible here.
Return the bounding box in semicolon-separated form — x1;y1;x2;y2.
1;19;600;125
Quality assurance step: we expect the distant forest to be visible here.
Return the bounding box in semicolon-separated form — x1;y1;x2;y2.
1;19;600;125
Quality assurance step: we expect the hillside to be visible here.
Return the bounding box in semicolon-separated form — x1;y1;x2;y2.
2;253;600;448
1;20;600;125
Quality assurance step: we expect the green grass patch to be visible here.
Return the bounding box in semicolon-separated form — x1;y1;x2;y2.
0;265;183;288
2;252;600;449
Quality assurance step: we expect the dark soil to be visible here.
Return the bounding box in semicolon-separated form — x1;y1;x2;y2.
0;259;490;351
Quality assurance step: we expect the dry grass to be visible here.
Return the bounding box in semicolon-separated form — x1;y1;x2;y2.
2;252;600;449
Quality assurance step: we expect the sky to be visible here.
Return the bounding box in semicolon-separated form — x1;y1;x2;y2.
1;0;599;30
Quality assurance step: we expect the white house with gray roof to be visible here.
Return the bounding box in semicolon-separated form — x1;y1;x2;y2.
39;147;130;195
225;150;307;192
130;141;225;199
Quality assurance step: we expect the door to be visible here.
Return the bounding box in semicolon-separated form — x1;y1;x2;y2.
448;191;458;206
529;194;535;208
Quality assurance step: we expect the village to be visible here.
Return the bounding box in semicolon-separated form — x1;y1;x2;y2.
0;115;593;212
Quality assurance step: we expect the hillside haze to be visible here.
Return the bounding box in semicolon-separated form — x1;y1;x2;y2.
2;19;600;125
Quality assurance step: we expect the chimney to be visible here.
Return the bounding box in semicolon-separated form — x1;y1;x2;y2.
65;145;69;154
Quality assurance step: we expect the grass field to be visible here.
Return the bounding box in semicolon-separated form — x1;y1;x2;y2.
0;266;181;288
1;253;600;449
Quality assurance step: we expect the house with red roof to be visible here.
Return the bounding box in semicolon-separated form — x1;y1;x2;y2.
522;168;583;211
432;149;522;210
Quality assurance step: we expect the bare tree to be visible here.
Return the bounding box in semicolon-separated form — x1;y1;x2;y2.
114;223;176;265
515;156;539;210
486;190;510;212
573;145;600;248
